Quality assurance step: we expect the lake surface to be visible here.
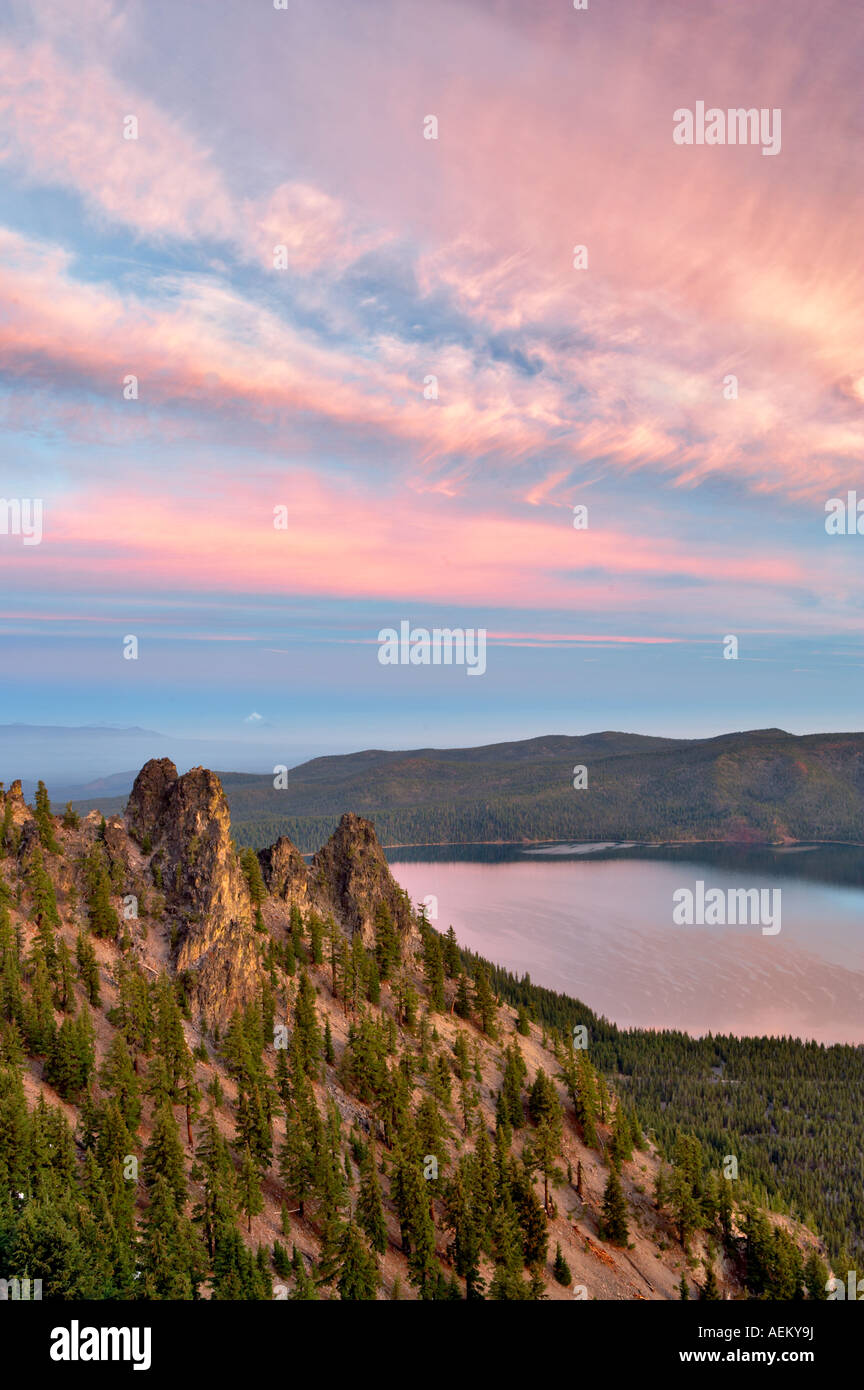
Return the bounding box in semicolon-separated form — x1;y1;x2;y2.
386;843;864;1044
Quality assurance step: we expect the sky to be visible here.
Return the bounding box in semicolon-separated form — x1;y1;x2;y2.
0;0;862;777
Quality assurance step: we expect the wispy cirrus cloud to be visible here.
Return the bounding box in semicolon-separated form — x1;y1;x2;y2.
1;0;863;742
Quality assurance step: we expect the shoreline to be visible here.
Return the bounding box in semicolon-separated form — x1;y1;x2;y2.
379;835;864;851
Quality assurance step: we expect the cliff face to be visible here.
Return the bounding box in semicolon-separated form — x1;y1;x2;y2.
123;761;418;1027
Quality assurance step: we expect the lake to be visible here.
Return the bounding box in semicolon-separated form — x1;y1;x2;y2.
386;842;864;1044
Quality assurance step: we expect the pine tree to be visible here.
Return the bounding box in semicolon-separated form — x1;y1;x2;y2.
442;925;460;977
499;1041;527;1128
610;1103;633;1167
44;1012;93;1100
24;947;56;1055
27;848;60;973
553;1241;572;1286
307;910;324;966
444;1160;482;1297
700;1259;720;1300
192;1109;237;1259
654;1163;670;1212
278;1033;319;1217
357;1144;387;1255
240;849;266;930
510;1158;548;1268
53;939;75;1013
34;782;61;853
85;853;120;941
422;930;445;1012
599;1166;629;1245
115;962;154;1068
373;903;399;981
142;1101;188;1211
293;972;323;1078
392;1130;437;1297
139;1174;205;1300
289;1245;318;1300
238;1143;264;1233
0;796;14;854
575;1049;599;1148
454;972;472;1020
332;1221;381;1300
211;1222;266;1299
472;966;497;1037
804;1249;829;1301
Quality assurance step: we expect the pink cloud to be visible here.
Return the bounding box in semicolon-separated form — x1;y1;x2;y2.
0;472;810;618
2;0;863;513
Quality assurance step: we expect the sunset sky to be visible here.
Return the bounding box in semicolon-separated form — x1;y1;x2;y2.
1;0;862;767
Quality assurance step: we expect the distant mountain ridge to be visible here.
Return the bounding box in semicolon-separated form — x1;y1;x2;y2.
70;727;864;852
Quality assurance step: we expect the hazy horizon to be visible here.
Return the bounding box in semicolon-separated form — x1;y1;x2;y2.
3;719;863;795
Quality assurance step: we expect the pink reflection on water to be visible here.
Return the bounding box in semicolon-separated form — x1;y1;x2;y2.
391;857;864;1044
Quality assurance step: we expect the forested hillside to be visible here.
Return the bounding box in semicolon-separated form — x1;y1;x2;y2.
88;728;861;853
0;766;836;1301
464;955;864;1269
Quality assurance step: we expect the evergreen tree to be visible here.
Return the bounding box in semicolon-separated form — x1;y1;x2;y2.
357;1144;387;1254
610;1103;634;1167
139;1174;205;1300
240;849;266;931
99;1034;142;1131
700;1259;720;1300
328;1221;381;1300
472;966;497;1037
238;1143;264;1233
289;1245;318;1300
142;1101;188;1212
454;972;472;1020
804;1249;829;1300
444;1160;483;1298
422;930;446;1012
191;1109;237;1259
33;782;61;853
293;972;323;1078
392;1129;437;1297
599;1166;629;1245
373;904;399;982
553;1241;572;1286
53;939;75;1013
84;846;120;941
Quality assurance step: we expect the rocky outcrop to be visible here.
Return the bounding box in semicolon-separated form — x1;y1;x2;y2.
309;812;415;947
16;819;40;861
2;779;33;833
126;760;260;1030
122;762;418;1023
257;836;312;907
126;757;177;844
103;815;135;873
1;755;420;1026
257;815;418;950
